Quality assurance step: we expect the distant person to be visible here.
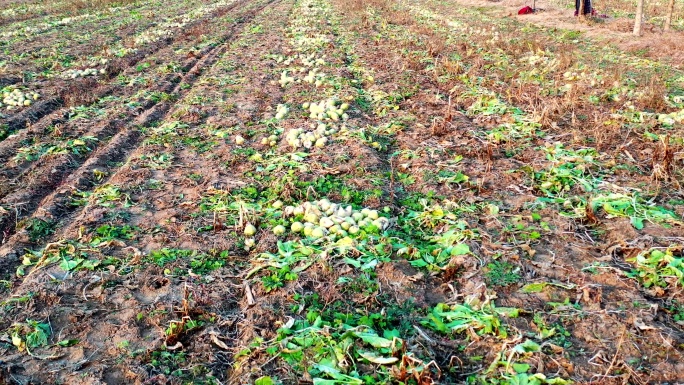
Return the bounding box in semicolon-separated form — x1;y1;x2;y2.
575;0;595;16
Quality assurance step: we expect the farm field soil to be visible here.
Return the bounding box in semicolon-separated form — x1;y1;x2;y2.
0;0;683;384
434;0;684;66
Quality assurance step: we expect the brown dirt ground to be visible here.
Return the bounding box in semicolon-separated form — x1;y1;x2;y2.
445;0;684;67
0;0;683;383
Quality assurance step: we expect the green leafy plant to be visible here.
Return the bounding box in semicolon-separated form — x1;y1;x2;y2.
10;319;50;354
18;240;101;276
589;193;681;229
267;313;423;384
627;247;683;290
425;169;469;185
534;144;600;197
70;184;131;208
23;218;56;242
14;136;98;162
485;261;522;287
423;300;518;338
89;224;137;245
502;215;549;244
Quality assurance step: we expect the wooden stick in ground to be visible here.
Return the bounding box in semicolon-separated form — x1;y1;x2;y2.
664;0;675;31
633;0;645;35
245;281;256;306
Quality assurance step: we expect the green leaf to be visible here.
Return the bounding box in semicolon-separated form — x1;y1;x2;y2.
495;307;520;318
360;259;378;271
26;323;50;348
450;243;470;256
424;313;449;333
410;259;428;268
513;339;541;353
630;216;644;230
344;257;361;268
509;373;533;385
255;376;275;385
512;362;531;373
357;350;399;364
60;258;83;271
383;329;400;339
521;282;547;293
546;377;573;384
312;363;363;384
56;339;79;347
354;332;393;348
538;327;556;339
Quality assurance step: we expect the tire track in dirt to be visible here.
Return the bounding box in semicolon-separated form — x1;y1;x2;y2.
0;0;210;81
0;2;290;384
0;34;221;194
0;0;280;270
330;2;684;382
0;76;22;87
0;1;77;27
0;0;265;187
0;0;171;46
0;0;283;179
0;0;249;138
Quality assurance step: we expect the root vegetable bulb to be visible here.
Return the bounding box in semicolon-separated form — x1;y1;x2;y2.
273;225;286;236
244;223;257;236
320;217;334;228
235;135;245;145
303;225;313;237
291;222;304;232
304;213;319;224
319;199;331;211
373;217;389;230
311;227;325;238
